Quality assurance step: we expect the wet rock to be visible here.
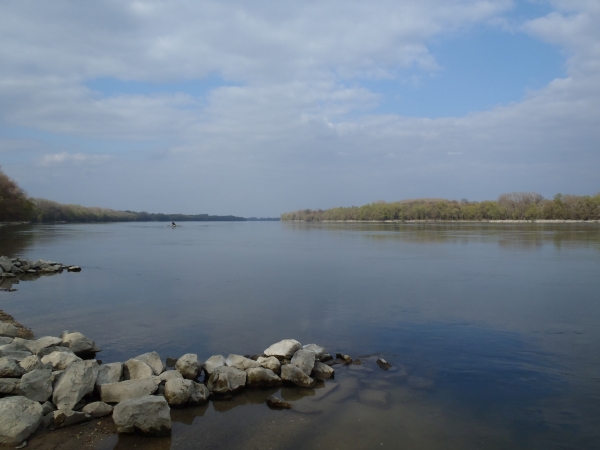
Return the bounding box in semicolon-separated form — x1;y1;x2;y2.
67;266;81;272
321;353;333;362
45;409;90;429
19;355;50;373
60;331;100;356
133;351;165;376
264;339;302;359
164;378;193;407
376;358;392;370
37;345;74;358
203;355;226;375
41;351;82;370
0;356;25;377
41;401;56;416
266;395;291;409
123;359;154;380
159;370;183;383
82;401;113;418
52;360;98;410
358;389;389;408
257;356;281;374
175;354;201;380
0;377;21;394
291;349;315;376
281;364;316;388
113;395;171;436
207;366;247;395
98;377;160;403
21;337;62;355
0;396;43;445
0;256;13;272
189;382;210;405
312;361;334;380
0;322;18;338
20;368;53;402
336;353;353;364
302;344;327;361
226;354;261;371
246;367;282;388
96;362;123;386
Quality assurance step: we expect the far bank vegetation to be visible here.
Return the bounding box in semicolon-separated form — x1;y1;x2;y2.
281;193;600;222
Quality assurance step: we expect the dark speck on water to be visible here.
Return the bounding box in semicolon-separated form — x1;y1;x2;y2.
1;221;600;449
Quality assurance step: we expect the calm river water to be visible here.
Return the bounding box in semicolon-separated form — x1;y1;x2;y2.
1;222;599;449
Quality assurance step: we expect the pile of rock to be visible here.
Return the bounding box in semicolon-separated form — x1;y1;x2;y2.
0;327;341;446
0;256;81;279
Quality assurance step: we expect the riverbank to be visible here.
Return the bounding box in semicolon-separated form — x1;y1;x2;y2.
283;219;600;223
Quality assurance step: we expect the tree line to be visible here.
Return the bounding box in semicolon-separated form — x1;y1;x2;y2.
281;192;600;222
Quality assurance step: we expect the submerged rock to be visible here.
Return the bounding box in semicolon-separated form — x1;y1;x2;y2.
175;354;201;380
264;339;302;359
0;396;43;445
266;395;291;410
113;396;171;436
376;358;392;370
336;353;353;364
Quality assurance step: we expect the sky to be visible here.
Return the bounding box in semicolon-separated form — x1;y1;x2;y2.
1;0;599;217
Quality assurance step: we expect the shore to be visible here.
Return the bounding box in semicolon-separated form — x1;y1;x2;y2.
283;219;600;223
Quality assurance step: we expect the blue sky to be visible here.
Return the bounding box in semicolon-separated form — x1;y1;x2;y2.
0;0;598;216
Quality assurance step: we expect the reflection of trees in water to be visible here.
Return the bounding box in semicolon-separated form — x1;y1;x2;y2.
0;224;37;256
282;222;600;251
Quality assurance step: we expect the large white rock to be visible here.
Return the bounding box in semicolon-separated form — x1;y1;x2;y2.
312;361;335;380
159;370;183;383
113;396;171;436
19;355;50;373
132;351;165;376
175;354;201;380
0;356;25;377
52;360;98;410
123;359;154;380
0;322;18;338
257;356;281;374
225;354;261;371
0;396;43;445
281;364;316;388
291;349;316;376
246;367;282;388
96;362;123;386
164;378;193;407
41;351;81;370
264;339;302;359
98;377;160;403
82;401;113;418
302;344;327;361
203;355;226;375
207;366;246;394
60;331;100;356
20;368;53;402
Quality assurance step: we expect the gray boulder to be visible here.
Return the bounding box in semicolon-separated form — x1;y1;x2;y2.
44;409;90;429
123;359;154;380
98;377;160;403
164;378;193;407
36;345;74;358
189;382;210;405
20;368;53;402
0;396;43;445
0;256;13;272
96;362;123;386
257;356;281;374
132;351;165;375
175;354;201;380
60;331;100;356
41;351;81;370
312;361;335;380
159;370;183;383
226;354;261;371
0;336;13;345
302;344;327;361
51;370;64;385
246;367;282;388
0;350;31;361
281;364;316;388
19;355;50;373
0;377;21;394
291;349;316;376
203;355;226;375
41;401;56;416
52;360;98;410
21;336;62;355
113;396;171;436
264;339;302;359
0;356;25;377
207;366;247;394
82;401;113;418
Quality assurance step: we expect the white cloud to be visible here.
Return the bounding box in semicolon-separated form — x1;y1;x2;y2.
38;152;111;167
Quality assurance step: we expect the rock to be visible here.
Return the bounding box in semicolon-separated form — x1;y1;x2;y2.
41;351;82;370
203;355;226;375
82;401;113;418
264;339;302;359
207;366;247;395
0;322;18;338
0;377;21;394
266;395;291;410
96;362;123;386
0;396;43;445
323;357;346;366
189;382;210;405
20;368;53;402
164;378;193;407
41;401;56;416
175;354;201;380
0;336;13;345
132;352;165;376
0;256;13;272
21;337;63;355
246;367;282;388
19;355;50;373
0;350;31;361
112;396;171;436
46;409;90;429
60;331;100;356
336;353;353;364
376;358;392;370
123;359;154;380
51;370;63;385
0;356;25;377
37;345;74;358
312;361;335;380
98;377;160;403
358;389;389;408
67;266;82;272
281;364;316;388
291;349;316;376
52;360;98;410
226;354;261;371
159;370;183;383
321;353;333;362
257;356;281;374
302;344;327;361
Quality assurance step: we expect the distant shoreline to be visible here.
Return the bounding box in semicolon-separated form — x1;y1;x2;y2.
282;219;600;223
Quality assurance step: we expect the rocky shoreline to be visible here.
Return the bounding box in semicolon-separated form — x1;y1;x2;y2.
0;256;81;293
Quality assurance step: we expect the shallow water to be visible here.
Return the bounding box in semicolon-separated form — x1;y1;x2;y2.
1;222;600;449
